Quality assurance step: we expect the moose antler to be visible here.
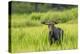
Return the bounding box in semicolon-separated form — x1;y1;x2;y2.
41;19;59;25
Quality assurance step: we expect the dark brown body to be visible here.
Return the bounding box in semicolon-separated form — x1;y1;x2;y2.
41;20;64;45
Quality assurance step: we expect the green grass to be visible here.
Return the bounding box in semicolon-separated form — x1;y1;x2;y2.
11;8;77;27
10;8;78;53
11;24;78;52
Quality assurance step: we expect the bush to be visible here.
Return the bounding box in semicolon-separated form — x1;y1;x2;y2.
11;8;78;27
40;8;78;23
29;12;42;20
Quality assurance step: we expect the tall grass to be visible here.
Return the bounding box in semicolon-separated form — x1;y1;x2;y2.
11;24;78;52
10;8;78;52
11;8;77;27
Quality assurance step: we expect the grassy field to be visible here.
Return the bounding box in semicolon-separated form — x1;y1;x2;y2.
11;23;78;52
10;8;78;53
11;8;77;27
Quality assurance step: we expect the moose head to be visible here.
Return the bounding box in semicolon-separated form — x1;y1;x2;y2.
41;19;64;45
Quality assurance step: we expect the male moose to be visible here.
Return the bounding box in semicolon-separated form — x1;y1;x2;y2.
41;20;64;45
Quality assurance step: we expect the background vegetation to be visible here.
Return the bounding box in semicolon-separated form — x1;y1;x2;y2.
9;1;78;53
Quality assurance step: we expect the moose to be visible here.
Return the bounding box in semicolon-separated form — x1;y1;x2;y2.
41;20;64;45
